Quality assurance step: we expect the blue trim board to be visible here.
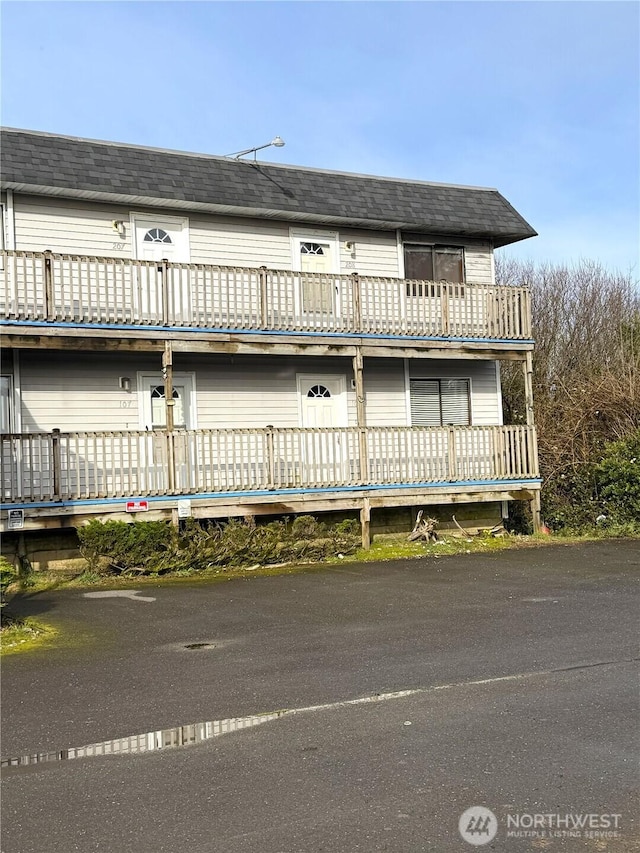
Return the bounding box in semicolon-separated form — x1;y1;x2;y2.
2;479;542;512
1;320;533;348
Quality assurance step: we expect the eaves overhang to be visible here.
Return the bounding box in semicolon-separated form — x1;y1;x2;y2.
1;181;534;246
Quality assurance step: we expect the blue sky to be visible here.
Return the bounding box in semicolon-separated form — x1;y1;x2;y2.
2;1;638;273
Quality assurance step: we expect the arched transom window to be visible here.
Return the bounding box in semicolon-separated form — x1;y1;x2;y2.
300;242;325;255
143;228;173;244
307;384;331;398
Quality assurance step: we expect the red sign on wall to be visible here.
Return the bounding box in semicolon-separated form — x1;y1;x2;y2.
126;500;149;513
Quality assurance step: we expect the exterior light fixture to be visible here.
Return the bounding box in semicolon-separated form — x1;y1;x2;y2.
225;136;286;161
119;376;132;392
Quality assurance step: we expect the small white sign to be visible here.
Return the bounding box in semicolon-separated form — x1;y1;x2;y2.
177;499;192;519
8;509;24;530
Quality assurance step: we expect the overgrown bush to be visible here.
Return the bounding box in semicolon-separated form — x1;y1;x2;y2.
593;430;640;528
497;258;640;533
0;556;18;607
77;515;360;576
538;430;640;534
78;520;174;573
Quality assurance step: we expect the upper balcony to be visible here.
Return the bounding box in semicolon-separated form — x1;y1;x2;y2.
0;250;532;350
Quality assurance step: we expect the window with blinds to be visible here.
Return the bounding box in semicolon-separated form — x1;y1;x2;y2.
410;379;470;426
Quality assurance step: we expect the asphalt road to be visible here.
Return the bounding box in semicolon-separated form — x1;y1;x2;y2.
1;540;638;852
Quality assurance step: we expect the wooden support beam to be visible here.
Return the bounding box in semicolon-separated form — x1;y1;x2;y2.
523;351;535;427
163;341;175;492
522;351;542;532
360;497;371;550
353;348;369;482
531;490;542;534
162;341;175;432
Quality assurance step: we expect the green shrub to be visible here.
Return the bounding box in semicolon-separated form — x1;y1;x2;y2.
75;514;360;577
541;429;640;534
593;429;640;527
0;556;18;607
78;519;173;573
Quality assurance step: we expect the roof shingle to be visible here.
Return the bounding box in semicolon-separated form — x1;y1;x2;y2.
0;128;537;247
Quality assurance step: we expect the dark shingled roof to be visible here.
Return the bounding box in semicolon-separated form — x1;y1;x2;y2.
1;128;537;247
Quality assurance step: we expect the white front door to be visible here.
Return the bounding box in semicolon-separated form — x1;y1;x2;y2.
292;230;340;320
133;215;190;264
138;373;195;430
298;375;348;428
132;215;190;320
297;374;349;484
137;373;196;492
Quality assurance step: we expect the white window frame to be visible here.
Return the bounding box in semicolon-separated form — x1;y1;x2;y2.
405;374;474;426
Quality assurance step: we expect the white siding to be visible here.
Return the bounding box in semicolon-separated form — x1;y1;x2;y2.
13;195;495;279
464;243;493;285
16;353;358;432
12;196;400;275
338;228;400;277
14;197;135;257
189;215;292;268
362;359;407;425
17;352;501;432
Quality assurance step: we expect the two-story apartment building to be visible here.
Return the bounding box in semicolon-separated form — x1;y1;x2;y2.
1;128;540;557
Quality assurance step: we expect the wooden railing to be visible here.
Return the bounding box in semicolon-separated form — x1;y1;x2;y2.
0;250;532;340
1;425;539;503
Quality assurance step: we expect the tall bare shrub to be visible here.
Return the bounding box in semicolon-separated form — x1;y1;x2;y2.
496;258;640;528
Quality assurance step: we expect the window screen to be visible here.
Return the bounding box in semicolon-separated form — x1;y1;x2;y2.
1;376;12;432
410;378;470;426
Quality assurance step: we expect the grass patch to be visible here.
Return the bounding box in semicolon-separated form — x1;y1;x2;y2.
0;616;58;656
340;532;517;563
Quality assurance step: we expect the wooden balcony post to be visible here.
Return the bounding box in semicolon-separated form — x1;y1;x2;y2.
522;352;542;531
523;351;535;427
52;428;62;500
360;496;371;550
447;426;457;480
441;282;450;335
353;349;369;482
259;266;269;328
351;272;361;331
162;342;175;492
44;250;53;320
265;425;275;489
160;258;170;325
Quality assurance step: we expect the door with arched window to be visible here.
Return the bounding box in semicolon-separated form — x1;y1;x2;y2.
297;375;347;428
296;374;349;481
137;373;196;491
291;230;340;323
132;215;190;320
138;373;195;431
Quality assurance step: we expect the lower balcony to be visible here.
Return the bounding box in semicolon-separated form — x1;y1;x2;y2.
2;426;539;531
